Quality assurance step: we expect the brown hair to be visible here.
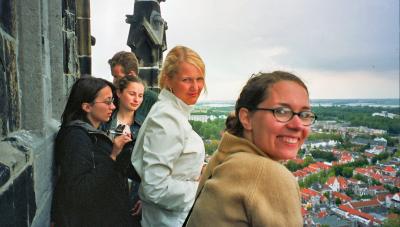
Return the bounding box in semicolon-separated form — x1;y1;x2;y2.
108;51;139;76
228;71;308;137
116;75;146;92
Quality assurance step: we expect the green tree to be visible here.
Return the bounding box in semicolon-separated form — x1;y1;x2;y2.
342;167;354;178
204;140;219;155
285;160;302;172
383;216;400;227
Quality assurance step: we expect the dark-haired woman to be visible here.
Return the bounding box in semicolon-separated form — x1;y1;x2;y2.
185;71;317;227
52;77;133;227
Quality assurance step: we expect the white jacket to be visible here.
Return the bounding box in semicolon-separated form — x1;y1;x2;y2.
132;89;205;227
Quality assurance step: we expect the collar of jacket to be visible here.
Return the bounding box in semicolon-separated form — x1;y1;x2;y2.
159;89;194;118
218;132;271;159
109;110;143;128
66;120;113;142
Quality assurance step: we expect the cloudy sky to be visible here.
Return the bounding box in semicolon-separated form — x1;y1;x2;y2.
91;0;399;101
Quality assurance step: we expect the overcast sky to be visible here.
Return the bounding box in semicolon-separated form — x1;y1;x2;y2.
91;0;399;101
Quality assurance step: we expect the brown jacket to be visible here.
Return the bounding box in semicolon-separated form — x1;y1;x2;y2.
186;132;303;227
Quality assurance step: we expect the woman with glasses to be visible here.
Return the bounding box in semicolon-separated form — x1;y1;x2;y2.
185;71;316;227
131;46;206;226
52;77;134;227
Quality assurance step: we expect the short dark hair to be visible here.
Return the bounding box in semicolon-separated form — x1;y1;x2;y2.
108;51;139;75
228;71;308;137
61;77;114;127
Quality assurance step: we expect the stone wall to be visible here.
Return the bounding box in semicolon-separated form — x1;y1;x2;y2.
0;0;86;226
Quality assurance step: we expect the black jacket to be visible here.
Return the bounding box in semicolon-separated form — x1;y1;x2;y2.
52;120;134;227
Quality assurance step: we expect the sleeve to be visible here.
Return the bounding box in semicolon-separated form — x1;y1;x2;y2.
115;142;141;181
140;112;198;211
247;162;303;227
58;128;116;208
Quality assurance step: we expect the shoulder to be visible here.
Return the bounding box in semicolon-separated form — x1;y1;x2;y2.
224;152;296;186
147;104;188;129
144;89;158;102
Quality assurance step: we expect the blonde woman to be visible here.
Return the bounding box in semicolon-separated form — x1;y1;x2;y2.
132;46;206;227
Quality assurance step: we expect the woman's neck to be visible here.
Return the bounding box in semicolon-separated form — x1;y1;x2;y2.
117;108;135;125
87;116;100;129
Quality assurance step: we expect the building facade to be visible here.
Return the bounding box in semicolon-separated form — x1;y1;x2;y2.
0;0;92;226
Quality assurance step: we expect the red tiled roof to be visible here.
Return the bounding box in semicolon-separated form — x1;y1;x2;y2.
326;176;348;189
303;167;318;173
350;199;380;208
368;185;385;191
317;210;328;218
339;205;379;224
301;188;320;197
293;170;308;178
315;162;331;170
332;191;352;202
301;207;308;217
384;166;396;172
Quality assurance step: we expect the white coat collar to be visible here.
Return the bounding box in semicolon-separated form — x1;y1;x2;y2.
159;89;194;118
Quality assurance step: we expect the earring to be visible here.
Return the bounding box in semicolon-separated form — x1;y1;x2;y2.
168;87;174;93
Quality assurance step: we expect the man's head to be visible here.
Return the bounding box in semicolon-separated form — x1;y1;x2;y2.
108;51;139;84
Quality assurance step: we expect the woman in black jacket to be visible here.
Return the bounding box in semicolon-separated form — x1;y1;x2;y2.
52;77;134;227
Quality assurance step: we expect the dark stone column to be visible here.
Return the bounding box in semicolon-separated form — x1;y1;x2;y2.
76;0;91;76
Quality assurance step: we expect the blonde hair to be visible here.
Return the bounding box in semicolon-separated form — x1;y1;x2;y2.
158;46;206;90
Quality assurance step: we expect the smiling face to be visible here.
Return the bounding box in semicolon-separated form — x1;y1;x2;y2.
117;82;144;112
241;81;311;160
166;62;204;105
85;86;115;128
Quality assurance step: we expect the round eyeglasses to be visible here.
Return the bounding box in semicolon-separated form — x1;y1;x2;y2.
92;97;115;106
253;107;317;126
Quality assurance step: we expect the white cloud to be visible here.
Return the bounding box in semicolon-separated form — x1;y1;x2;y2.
91;0;399;100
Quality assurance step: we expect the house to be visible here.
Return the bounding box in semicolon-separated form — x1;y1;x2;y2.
353;167;375;178
368;185;388;196
293;170;308;181
309;162;331;171
382;166;396;177
301;188;323;206
350;199;382;211
386;193;400;209
339;152;354;164
365;145;385;155
326;176;348;192
338;204;381;226
353;183;369;196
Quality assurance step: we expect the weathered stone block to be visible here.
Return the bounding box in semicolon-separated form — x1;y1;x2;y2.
0;0;16;37
0;162;10;187
62;0;76;15
0;165;36;226
63;32;78;75
4;39;20;132
0;34;8;136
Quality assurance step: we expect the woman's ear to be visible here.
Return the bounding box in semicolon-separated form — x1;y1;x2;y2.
238;108;252;131
81;102;92;113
